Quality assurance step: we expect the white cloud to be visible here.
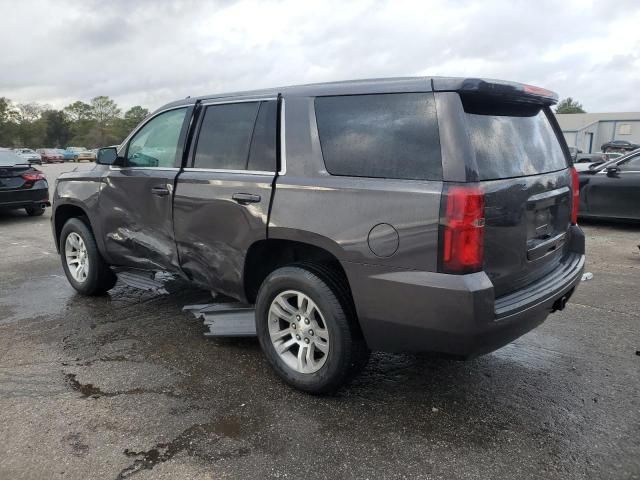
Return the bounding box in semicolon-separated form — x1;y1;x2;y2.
0;0;639;112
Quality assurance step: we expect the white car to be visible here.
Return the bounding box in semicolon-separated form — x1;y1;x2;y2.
13;148;42;165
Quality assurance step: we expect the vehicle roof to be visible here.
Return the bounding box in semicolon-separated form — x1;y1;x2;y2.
155;76;557;113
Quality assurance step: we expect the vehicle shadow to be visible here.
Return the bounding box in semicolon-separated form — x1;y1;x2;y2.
579;217;640;231
0;207;50;225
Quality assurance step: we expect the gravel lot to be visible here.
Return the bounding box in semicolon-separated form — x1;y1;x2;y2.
0;163;638;479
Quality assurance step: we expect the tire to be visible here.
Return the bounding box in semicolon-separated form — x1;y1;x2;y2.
60;218;117;295
256;265;369;394
25;206;45;216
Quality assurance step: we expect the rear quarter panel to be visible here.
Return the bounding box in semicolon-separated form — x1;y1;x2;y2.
270;96;442;271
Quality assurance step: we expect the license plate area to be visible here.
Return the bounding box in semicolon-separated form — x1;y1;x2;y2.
0;177;22;189
526;186;571;261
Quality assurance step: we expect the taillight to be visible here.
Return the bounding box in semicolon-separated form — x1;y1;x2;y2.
439;185;485;274
21;172;45;182
570;167;579;225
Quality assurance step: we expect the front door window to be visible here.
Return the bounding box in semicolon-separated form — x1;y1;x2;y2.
127;108;187;167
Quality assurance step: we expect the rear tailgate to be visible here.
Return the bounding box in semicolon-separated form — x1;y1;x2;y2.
434;80;573;297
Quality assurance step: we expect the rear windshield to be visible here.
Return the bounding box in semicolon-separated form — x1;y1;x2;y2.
464;102;567;181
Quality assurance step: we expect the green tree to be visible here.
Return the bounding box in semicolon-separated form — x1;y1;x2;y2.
42;110;71;147
15;102;46;123
556;98;586;114
0;97;18;146
90;96;121;146
124;106;149;127
90;96;120;125
2;95;150;149
113;105;149;141
64;101;94;122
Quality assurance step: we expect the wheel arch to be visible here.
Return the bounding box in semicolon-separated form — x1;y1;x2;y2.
53;202;94;252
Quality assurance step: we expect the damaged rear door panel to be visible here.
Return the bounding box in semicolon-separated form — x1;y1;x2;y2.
173;98;278;300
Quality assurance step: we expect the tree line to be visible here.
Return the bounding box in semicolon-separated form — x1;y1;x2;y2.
0;96;150;149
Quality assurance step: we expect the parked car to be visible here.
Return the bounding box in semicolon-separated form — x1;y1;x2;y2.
0;149;50;216
52;77;585;393
57;148;78;162
66;146;96;162
36;149;64;163
567;146;581;161
13;148;42;165
573;151;625;172
600;140;639;153
577;149;640;220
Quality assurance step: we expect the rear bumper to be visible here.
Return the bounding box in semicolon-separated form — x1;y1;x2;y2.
0;186;50;210
345;226;585;357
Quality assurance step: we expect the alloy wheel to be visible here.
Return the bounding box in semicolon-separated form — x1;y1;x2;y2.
268;290;330;374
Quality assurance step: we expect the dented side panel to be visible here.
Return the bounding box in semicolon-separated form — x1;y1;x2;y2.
173;171;275;300
97;167;182;271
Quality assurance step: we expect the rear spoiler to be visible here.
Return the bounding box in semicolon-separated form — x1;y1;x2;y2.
432;77;558;106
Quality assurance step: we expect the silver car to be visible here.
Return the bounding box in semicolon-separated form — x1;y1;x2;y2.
13;148;42;165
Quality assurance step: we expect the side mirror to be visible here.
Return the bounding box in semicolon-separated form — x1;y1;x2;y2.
606;165;620;177
96;147;123;166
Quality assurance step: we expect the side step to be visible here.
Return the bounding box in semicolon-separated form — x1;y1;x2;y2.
183;303;257;337
117;271;169;294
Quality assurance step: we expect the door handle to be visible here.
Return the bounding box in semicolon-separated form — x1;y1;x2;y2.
232;193;261;204
151;185;170;196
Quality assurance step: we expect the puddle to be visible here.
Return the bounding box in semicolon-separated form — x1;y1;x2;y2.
0;274;75;323
117;416;249;479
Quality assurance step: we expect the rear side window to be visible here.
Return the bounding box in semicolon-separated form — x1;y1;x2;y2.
193;100;277;172
194;102;259;170
463;100;567;180
248;101;277;172
314;93;442;180
620;154;640;170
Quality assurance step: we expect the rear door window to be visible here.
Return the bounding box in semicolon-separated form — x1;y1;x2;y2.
193;100;277;172
247;101;277;172
314;93;441;181
619;153;640;171
193;102;259;170
463;102;567;180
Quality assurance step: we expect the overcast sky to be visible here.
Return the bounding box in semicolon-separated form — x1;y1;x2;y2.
1;0;639;112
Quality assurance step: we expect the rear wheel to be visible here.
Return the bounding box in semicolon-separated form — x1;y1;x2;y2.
60;218;117;295
256;265;369;394
25;206;45;216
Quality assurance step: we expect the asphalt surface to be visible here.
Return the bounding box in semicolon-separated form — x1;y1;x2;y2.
0;163;638;480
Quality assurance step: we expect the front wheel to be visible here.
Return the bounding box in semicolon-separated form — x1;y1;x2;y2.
60;218;117;295
256;265;369;394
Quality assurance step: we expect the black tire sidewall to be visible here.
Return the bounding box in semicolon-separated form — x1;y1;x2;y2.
256;266;353;394
60;218;109;295
26;206;45;216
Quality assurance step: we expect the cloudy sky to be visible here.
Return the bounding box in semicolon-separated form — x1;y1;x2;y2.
1;0;639;112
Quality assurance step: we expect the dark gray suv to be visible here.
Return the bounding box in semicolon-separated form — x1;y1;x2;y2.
52;77;585;393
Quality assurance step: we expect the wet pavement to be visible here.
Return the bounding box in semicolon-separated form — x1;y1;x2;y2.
0;163;639;479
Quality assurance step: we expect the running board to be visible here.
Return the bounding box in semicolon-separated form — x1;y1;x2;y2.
116;271;169;294
183;303;257;337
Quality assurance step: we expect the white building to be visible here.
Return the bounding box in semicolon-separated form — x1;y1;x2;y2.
556;112;640;153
